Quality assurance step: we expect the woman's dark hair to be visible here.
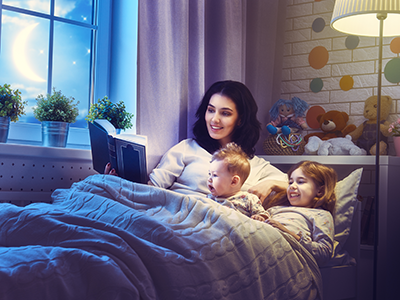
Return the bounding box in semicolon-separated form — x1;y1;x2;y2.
192;80;261;158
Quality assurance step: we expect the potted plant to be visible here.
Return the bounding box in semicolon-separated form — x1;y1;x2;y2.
0;84;27;143
86;96;133;131
33;88;79;147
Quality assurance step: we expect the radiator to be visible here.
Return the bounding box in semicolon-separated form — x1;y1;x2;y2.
0;143;97;206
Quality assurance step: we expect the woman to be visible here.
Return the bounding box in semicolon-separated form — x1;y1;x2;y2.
107;80;287;202
150;80;287;201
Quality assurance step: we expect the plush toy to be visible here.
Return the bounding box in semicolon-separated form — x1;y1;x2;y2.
266;97;309;136
349;95;393;155
304;110;356;142
304;135;367;155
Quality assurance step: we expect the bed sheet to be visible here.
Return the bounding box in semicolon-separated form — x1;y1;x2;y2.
0;174;322;300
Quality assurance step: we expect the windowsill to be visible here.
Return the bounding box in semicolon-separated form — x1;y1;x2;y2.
7;122;91;150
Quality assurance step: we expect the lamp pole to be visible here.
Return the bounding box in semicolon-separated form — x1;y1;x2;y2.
373;12;386;300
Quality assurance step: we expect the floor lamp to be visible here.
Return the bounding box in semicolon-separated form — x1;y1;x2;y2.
330;1;400;299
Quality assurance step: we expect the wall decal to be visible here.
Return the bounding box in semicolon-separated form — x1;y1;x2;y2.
308;46;329;69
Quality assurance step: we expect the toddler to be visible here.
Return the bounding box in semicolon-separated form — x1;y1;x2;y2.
207;143;268;221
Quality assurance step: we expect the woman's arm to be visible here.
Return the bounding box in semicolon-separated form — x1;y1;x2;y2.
248;179;288;203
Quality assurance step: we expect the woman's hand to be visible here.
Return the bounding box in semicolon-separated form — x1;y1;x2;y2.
248;180;288;203
104;163;118;176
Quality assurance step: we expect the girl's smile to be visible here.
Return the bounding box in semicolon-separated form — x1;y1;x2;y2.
287;168;320;208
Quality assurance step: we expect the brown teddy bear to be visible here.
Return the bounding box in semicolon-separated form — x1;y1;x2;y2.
304;110;356;142
349;95;393;155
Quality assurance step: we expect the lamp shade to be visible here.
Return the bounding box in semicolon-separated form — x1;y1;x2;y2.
331;0;400;36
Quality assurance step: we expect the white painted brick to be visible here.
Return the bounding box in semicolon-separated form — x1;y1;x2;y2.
376;86;400;101
291;91;330;104
293;15;314;30
332;61;375;76
332;37;348;51
318;77;338;90
285;18;293;31
313;0;335;14
292;39;331;55
283;54;309;68
286;3;313;19
312;26;346;39
319;103;351;114
350;102;366;115
284;29;311;43
353;47;378;61
353;74;380;88
330;89;372;102
329;50;352;64
281;69;291;81
292;65;332;80
283;43;292;56
281;80;310;94
358;37;376;48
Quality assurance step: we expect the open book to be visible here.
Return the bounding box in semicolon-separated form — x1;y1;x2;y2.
88;119;148;184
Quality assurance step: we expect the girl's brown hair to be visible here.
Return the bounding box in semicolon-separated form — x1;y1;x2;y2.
263;160;337;215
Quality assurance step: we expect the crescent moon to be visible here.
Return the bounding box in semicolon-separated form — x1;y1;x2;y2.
13;23;46;82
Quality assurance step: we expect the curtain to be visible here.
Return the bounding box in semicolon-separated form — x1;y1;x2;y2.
137;0;287;172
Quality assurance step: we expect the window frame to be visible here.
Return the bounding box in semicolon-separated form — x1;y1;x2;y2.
0;0;114;149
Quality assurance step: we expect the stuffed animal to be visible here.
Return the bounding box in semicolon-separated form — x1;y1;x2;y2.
349;95;393;155
304;135;367;155
266;97;309;135
304;110;356;142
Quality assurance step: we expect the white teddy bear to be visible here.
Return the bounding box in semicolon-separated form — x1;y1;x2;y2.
304;135;367;155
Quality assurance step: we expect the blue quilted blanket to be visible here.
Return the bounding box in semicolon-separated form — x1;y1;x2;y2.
0;174;322;300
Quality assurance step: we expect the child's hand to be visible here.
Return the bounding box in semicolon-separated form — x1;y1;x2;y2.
251;214;266;222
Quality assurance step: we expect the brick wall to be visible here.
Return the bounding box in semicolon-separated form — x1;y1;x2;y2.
280;0;400;155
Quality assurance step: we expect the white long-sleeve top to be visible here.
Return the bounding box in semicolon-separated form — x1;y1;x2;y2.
149;139;287;198
266;205;334;266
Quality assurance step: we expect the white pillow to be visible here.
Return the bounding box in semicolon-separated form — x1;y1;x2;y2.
332;168;363;255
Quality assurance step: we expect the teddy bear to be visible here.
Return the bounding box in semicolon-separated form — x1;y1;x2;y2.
304;135;367;155
266;97;309;136
348;95;393;155
304;110;356;142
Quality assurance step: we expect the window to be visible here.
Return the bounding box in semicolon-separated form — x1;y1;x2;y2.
0;0;137;149
0;0;97;128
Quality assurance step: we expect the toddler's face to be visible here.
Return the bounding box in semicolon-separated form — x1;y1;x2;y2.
208;160;234;198
287;168;319;208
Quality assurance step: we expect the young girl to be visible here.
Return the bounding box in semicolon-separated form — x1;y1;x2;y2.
263;160;337;267
207;143;268;221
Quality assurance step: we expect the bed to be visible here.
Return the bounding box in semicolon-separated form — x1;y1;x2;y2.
0;167;362;300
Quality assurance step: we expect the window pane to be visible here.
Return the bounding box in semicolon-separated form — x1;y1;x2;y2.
2;0;50;14
0;11;49;124
52;21;93;128
55;0;93;24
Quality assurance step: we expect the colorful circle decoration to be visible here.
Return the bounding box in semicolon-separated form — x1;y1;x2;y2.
390;37;400;54
384;58;400;83
312;18;325;33
306;106;325;129
345;35;359;50
339;75;354;91
310;78;323;93
308;46;329;69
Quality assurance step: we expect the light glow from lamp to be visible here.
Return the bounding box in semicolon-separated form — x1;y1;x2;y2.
331;0;400;36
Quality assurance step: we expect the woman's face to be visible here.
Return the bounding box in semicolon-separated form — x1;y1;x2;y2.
205;94;239;147
287;168;320;208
